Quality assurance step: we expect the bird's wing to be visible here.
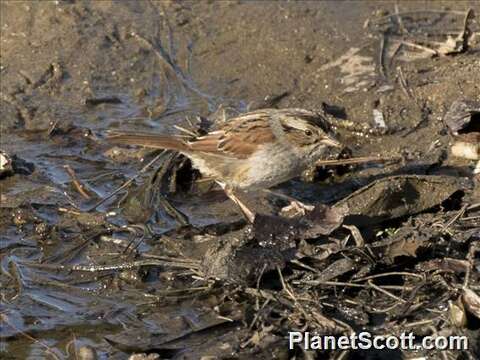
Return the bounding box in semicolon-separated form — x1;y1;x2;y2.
188;111;276;159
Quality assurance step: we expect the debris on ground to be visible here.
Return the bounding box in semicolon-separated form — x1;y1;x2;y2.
444;100;480;135
1;2;479;359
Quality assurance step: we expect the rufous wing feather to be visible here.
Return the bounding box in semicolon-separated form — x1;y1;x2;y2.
187;116;276;159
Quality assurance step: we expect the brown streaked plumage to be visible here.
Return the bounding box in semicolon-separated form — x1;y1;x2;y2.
108;108;341;222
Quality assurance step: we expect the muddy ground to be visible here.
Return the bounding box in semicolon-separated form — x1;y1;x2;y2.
1;1;480;359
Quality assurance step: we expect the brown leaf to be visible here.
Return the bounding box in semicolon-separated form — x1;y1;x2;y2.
462;288;480;319
386;237;424;259
449;297;467;328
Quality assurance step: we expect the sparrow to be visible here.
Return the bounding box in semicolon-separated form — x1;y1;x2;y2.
108;108;341;222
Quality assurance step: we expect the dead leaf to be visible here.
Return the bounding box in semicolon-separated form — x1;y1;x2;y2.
449;297;467;328
444;100;480;134
335;175;467;226
386;237;425;259
462;288;480;319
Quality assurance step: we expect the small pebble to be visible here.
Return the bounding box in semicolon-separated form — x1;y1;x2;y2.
77;345;97;360
0;150;13;177
451;141;479;160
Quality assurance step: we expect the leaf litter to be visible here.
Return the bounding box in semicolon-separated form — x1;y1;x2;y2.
1;2;479;359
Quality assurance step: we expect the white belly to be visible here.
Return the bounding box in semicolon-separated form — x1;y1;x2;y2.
234;144;307;190
185;144;307;190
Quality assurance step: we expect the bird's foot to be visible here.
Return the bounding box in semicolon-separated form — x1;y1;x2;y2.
280;200;315;218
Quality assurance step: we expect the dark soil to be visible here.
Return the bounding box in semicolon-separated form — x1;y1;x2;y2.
1;1;479;359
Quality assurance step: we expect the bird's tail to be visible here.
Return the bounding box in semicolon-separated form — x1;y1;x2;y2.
107;132;189;152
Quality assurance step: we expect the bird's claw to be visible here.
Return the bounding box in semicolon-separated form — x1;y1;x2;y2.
280;200;315;218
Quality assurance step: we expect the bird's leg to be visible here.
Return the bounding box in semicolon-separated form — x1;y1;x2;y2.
216;181;256;223
263;189;314;217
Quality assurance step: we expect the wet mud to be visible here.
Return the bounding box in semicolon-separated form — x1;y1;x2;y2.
1;1;480;359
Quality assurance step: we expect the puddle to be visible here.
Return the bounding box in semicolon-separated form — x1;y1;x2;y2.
1;1;479;359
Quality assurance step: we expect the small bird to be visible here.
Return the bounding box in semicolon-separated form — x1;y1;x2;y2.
108;108;341;222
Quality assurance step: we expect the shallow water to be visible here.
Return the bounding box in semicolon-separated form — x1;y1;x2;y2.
1;1;479;359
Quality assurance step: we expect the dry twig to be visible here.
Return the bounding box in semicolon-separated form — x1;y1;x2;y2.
64;165;92;200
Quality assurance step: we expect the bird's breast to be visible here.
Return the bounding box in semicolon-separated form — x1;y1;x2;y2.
233;143;307;190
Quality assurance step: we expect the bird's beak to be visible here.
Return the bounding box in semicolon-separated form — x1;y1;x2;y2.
321;137;342;148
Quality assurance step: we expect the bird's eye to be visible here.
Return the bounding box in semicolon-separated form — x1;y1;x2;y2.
304;129;312;136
